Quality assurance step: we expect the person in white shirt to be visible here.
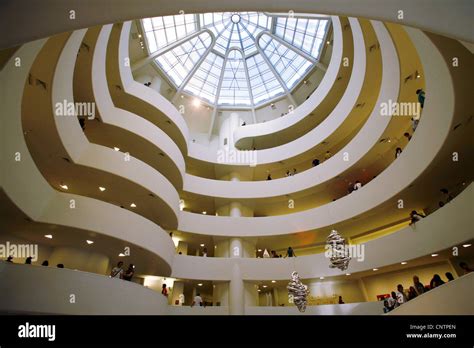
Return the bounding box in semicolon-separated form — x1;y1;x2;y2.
353;181;362;191
191;293;203;307
387;292;398;310
396;284;407;305
110;261;124;279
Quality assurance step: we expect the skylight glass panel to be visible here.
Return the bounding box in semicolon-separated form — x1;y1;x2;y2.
155;32;212;87
142;14;198;53
246;54;285;104
218;50;251;106
274;17;329;59
184;52;224;103
259;33;313;89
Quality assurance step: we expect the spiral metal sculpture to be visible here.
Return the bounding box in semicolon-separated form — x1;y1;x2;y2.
326;229;351;271
287;271;309;312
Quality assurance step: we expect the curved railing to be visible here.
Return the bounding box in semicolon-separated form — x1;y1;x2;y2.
72;25;186;191
178;26;463;236
183;19;395;198
0;262;169;314
23;30;180;229
1;38;175;277
171;184;473;280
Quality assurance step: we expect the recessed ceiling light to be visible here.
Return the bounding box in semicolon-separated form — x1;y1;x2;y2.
257;249;262;252
271;280;276;283
130;203;136;208
198;283;203;286
180;95;184;99
99;187;106;192
138;34;142;38
345;273;351;276
200;244;205;247
372;268;378;271
118;253;125;257
462;244;472;248
193;98;201;107
257;289;261;292
114;147;120;151
44;234;53;239
59;184;68;190
262;285;267;288
319;276;324;280
431;253;438;257
202;211;207;215
401;261;407;265
86;240;94;245
326;40;330;45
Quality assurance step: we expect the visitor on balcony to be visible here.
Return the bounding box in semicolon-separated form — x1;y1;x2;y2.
353;180;362;191
285;246;296;257
407;286;418;300
110;261;124;279
25;257;32;264
459;262;473;274
191;293;203;307
387;291;398;310
409;210;425;225
395;147;402;158
413;276;425;295
416;88;425;109
429;274;445;289
123;264;135;281
396;284;407;305
445;272;455;282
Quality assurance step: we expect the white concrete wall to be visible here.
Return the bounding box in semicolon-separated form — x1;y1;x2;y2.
0;262;169;314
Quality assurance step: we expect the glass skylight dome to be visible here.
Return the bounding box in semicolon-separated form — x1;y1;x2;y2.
141;12;330;107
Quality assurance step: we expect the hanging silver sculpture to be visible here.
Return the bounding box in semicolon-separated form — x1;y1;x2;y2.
287;271;309;312
326;229;351;271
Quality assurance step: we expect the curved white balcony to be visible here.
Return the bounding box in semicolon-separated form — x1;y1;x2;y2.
0;263;169;315
177;26;464;236
26;30;181;229
1;37;175;277
71;25;186;191
172;184;473;281
113;22;189;155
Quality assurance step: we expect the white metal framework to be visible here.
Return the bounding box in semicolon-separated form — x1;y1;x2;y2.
141;12;330;107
